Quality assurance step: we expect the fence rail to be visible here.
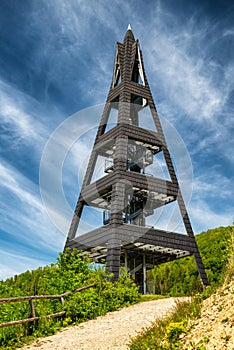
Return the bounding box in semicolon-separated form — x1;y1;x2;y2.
0;283;96;328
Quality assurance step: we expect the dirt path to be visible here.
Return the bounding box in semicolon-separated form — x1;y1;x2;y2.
20;297;189;350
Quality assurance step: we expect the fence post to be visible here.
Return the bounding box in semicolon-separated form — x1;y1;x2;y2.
29;299;36;318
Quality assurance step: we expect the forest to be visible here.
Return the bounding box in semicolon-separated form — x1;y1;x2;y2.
147;225;233;295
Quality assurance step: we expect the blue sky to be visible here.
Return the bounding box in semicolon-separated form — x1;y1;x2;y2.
0;0;233;280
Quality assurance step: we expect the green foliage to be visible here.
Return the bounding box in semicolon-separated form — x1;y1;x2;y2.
64;272;139;322
0;249;139;349
166;322;186;341
197;226;232;285
140;294;166;302
226;224;234;279
130;298;201;349
147;225;234;296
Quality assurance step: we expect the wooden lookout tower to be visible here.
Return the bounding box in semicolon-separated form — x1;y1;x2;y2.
64;26;209;293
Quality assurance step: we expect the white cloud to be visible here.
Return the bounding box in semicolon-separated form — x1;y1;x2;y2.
0;264;20;281
223;29;234;37
133;9;234;128
0;79;46;146
193;173;233;200
1;103;36;139
190;172;233;233
190;199;233;234
0;160;66;250
39;105;106;234
0;250;51;280
0;163;42;210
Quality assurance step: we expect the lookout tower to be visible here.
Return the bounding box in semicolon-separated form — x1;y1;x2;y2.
64;26;209;293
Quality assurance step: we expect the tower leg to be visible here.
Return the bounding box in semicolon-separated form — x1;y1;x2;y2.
193;249;209;287
176;190;209;287
106;237;121;281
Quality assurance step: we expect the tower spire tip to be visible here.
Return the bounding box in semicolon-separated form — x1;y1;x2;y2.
124;24;135;40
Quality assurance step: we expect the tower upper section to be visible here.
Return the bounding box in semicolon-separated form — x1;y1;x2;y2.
111;26;146;89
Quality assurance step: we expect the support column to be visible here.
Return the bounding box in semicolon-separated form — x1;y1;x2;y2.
143;253;147;295
124;251;128;270
177;190;209;287
106;237;121;281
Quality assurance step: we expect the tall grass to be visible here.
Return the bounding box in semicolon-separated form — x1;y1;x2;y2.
129;298;202;349
226;225;234;280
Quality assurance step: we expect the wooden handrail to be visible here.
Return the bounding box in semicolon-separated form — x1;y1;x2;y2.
0;283;96;328
0;283;96;304
0;312;66;328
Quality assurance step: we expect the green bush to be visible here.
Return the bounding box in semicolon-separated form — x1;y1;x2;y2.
64;274;139;322
166;322;186;341
0;250;139;349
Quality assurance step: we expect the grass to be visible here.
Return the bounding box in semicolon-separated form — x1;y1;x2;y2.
129;296;202;350
139;294;167;302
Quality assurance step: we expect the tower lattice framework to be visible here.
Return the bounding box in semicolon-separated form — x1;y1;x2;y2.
64;27;209;292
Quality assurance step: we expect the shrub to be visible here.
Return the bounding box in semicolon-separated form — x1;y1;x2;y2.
0;250;139;349
166;322;186;340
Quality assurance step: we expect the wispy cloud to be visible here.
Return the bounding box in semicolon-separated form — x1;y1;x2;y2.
190;171;233;233
0;79;47;148
190;199;233;234
0;0;233;279
0;163;42;210
0;160;66;251
144;21;234;125
193;173;233;201
39;107;102;234
0;249;51;280
223;29;234;37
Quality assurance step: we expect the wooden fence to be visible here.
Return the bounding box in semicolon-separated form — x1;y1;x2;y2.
0;283;96;328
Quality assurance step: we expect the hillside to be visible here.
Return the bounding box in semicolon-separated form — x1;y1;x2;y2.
182;277;234;349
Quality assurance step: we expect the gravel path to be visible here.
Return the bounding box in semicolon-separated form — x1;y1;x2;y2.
20;297;189;350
